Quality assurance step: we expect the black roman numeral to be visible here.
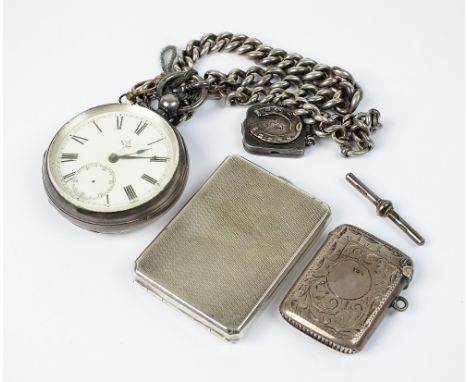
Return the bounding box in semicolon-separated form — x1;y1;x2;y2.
141;173;158;185
150;156;169;162
92;120;102;133
124;185;137;200
60;153;78;162
62;172;76;183
71;135;88;145
116;115;123;129
135;121;148;135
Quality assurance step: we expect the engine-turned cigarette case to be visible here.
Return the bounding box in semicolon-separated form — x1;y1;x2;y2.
135;155;331;341
280;224;414;353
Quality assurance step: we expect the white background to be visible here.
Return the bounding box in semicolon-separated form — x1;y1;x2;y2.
4;0;464;381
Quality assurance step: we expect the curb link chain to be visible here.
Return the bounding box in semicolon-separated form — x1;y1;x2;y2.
122;32;382;157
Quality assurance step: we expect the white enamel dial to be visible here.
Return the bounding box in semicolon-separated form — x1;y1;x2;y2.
47;105;180;213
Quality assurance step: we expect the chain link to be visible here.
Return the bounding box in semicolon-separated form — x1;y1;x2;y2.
125;32;382;157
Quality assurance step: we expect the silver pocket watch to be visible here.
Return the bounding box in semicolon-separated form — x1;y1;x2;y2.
43;103;188;232
43;32;381;232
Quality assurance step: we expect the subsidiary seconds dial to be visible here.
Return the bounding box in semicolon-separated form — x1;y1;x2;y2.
43;104;188;232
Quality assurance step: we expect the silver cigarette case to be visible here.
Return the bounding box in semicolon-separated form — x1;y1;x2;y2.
135;155;331;341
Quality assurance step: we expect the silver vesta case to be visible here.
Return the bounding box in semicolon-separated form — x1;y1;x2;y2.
135;155;331;341
280;224;414;353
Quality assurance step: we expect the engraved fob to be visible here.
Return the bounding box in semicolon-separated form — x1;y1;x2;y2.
280;224;414;353
135;155;331;341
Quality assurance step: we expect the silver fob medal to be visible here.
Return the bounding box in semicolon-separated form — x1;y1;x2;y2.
43;32;381;232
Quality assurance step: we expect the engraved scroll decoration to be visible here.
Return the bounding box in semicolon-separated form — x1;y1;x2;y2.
287;228;409;340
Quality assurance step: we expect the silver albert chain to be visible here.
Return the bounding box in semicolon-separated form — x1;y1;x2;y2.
120;32;381;157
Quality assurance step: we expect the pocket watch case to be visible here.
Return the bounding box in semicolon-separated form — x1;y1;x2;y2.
135;155;331;341
280;224;414;353
42;103;189;233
